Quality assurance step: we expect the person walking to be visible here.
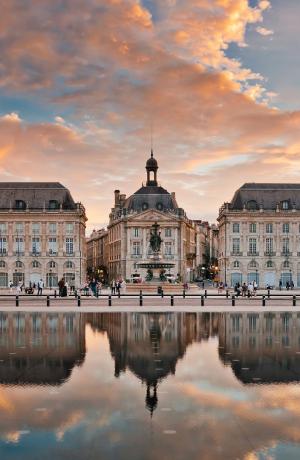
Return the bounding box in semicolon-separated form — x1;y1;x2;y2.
242;282;247;297
111;279;116;294
58;277;65;297
291;280;294;290
89;278;97;297
9;280;13;293
279;280;282;291
37;279;44;296
248;282;254;297
253;280;258;296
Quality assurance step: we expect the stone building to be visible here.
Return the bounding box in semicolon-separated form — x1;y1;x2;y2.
218;183;300;288
107;151;199;282
0;182;87;289
86;228;109;282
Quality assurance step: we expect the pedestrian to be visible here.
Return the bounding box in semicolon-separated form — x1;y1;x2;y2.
38;279;44;295
58;277;65;297
253;280;258;296
121;279;127;293
279;280;282;291
242;282;247;297
89;278;97;297
111;279;116;294
291;280;294;290
286;281;290;291
116;280;121;295
9;280;13;293
248;282;254;297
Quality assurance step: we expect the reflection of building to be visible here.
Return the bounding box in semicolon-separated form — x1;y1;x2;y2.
87;312;220;415
219;312;300;383
107;152;199;282
0;312;86;385
218;183;300;288
0;183;87;289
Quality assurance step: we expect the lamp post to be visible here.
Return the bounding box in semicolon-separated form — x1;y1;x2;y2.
49;268;52;291
289;269;292;286
255;269;258;286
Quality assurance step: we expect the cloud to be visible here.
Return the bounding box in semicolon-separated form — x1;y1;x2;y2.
256;26;274;36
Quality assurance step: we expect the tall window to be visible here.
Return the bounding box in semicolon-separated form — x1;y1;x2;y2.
66;238;74;254
266;223;273;233
232;223;240;233
32;223;40;234
249;223;256;233
165;228;172;237
49;223;57;234
0;237;7;254
233;260;240;268
48;237;57;254
283;223;289;233
164;242;172;255
0;223;7;234
132;241;140;255
249;238;257;254
32;237;40;254
134;228;139;237
65;223;74;235
15;237;24;254
232;238;240;255
282;238;289;254
265;238;273;254
282;201;289;210
15;222;24;234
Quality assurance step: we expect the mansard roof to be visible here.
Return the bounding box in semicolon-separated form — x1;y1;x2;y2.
0;182;77;210
230;183;300;210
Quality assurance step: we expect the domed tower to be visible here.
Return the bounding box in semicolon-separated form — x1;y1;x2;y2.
146;149;158;186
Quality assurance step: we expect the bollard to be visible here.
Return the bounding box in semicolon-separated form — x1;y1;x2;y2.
293;295;296;307
118;289;120;298
201;295;204;306
54;289;57;298
47;295;50;307
247;291;250;298
183;289;186;299
262;295;266;307
204;289;207;299
232;295;235;307
226;289;229;299
161;289;164;298
267;289;270;299
139;294;143;307
77;295;81;307
16;295;19;307
108;295;112;307
171;295;174;306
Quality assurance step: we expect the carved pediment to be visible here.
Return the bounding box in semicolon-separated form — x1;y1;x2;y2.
127;209;178;223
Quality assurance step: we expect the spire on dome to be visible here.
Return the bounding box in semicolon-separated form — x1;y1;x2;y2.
146;151;158;186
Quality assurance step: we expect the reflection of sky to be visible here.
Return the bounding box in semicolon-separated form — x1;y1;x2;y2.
0;316;300;460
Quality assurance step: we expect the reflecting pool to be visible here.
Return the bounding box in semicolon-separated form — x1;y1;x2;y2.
1;312;300;459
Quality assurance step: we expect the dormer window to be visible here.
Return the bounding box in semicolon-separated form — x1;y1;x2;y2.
15;200;26;210
247;200;258;211
282;200;289;210
49;200;59;210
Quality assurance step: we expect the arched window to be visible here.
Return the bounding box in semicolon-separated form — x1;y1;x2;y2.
65;261;74;269
15;200;26;210
15;260;23;268
283;260;290;268
233;260;240;268
32;260;40;268
0;260;5;268
49;261;56;268
249;260;258;268
266;260;273;268
282;200;290;210
49;200;59;210
247;200;258;210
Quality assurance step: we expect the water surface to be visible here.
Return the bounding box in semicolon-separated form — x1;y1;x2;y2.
0;312;300;459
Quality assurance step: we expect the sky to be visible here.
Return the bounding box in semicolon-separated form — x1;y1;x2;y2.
1;0;300;233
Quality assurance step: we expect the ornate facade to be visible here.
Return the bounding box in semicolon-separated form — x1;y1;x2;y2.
0;182;87;289
107;152;200;282
218;183;300;288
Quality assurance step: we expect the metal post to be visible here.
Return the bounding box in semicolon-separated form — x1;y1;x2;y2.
183;289;186;299
118;289;120;298
204;289;207;299
108;295;112;307
226;289;229;298
54;289;57;298
201;295;204;306
77;295;81;307
267;289;270;299
231;295;235;307
262;295;266;307
171;295;174;306
47;295;50;307
161;289;164;298
16;295;19;307
139;293;143;306
293;295;296;307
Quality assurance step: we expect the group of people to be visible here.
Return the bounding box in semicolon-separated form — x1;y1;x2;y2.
279;280;294;290
8;279;45;295
234;281;258;297
110;279;126;294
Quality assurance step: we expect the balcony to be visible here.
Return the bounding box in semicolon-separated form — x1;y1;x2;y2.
64;252;74;257
13;251;24;257
264;251;276;257
0;249;7;256
131;254;142;258
31;251;41;257
281;251;292;257
231;252;242;256
164;254;175;259
47;251;57;256
247;252;259;256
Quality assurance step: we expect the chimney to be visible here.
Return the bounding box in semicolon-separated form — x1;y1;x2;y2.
114;190;120;206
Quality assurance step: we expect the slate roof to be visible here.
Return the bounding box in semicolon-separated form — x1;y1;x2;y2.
124;185;178;212
230;183;300;210
0;182;77;210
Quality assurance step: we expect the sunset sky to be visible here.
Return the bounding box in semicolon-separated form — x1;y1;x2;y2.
1;0;300;233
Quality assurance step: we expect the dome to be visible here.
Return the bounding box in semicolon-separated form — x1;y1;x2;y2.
146;153;158;169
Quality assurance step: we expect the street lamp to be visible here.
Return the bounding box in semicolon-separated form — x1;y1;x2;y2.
49;268;52;291
255;269;258;285
289;269;292;286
